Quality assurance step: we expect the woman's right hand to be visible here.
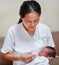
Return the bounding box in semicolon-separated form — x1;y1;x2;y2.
20;52;35;63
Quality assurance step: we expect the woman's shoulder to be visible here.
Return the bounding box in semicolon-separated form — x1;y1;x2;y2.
38;23;50;28
37;23;50;31
7;23;22;32
8;23;21;30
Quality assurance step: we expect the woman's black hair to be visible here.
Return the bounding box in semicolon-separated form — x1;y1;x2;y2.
18;0;41;24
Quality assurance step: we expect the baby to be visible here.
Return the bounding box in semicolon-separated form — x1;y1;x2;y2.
26;46;56;65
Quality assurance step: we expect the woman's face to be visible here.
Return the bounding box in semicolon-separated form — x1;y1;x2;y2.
22;11;40;32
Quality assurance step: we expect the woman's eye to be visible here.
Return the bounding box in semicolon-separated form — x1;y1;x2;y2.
34;20;38;23
26;20;31;23
34;21;37;22
26;21;30;23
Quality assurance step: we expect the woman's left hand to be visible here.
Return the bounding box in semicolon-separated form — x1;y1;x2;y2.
48;57;54;63
48;55;59;63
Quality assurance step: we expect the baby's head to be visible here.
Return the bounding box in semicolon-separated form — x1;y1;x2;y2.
38;46;56;58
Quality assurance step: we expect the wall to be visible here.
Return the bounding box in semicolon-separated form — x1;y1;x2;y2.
0;0;59;36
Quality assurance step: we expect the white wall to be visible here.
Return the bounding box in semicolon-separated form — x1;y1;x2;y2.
0;0;59;36
38;0;59;31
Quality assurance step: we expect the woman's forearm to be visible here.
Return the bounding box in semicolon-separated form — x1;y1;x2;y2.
1;52;20;61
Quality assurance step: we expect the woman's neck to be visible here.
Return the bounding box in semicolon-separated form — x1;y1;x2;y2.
27;30;35;36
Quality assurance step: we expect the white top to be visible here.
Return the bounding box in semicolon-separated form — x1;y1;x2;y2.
1;23;55;65
26;56;49;65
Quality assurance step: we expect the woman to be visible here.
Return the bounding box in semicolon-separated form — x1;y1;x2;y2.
1;0;55;65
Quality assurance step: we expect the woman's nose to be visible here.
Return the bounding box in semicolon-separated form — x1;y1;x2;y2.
30;21;35;27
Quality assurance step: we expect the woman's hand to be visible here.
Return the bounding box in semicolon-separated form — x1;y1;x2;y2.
20;52;35;63
48;57;54;63
55;55;59;59
48;55;59;63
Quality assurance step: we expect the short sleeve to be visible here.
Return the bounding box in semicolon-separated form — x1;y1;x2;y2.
1;28;15;53
46;28;55;47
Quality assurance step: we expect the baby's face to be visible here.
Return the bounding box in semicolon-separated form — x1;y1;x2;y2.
38;47;49;57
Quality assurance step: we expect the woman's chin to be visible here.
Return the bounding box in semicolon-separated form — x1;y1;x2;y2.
29;28;35;32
